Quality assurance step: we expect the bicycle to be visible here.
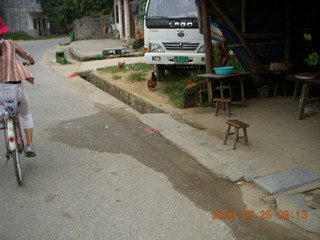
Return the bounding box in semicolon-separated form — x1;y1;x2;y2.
0;84;25;185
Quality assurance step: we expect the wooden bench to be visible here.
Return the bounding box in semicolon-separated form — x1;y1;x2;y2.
213;97;231;117
223;119;249;149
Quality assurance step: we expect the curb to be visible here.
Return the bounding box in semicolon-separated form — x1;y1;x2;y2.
69;48;144;62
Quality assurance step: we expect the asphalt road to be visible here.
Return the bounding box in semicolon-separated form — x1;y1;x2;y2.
0;39;314;240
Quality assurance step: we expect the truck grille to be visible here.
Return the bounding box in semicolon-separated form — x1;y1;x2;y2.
163;42;199;51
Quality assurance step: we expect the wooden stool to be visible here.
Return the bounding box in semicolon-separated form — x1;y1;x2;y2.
223;119;249;149
213;98;231;117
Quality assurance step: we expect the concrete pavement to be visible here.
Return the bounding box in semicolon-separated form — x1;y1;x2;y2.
53;38;320;237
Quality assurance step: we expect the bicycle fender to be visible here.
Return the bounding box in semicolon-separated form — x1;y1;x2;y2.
7;119;17;151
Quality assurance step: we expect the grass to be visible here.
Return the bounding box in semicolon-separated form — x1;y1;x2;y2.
6;32;41;41
161;69;205;107
98;62;153;73
128;72;147;81
98;63;153;81
6;32;64;41
56;55;69;65
96;55;105;60
162;75;187;107
112;75;122;80
101;63;208;107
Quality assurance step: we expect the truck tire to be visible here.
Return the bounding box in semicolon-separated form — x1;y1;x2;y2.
155;64;165;80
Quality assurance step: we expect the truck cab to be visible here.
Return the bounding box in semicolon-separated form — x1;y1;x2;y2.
142;0;206;79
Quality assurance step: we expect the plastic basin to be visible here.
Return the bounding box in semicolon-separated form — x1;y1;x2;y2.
214;66;234;75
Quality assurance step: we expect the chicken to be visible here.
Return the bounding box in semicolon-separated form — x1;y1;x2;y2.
147;72;158;91
118;61;125;68
184;78;197;87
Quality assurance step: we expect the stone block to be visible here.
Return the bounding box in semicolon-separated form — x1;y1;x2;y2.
254;168;320;194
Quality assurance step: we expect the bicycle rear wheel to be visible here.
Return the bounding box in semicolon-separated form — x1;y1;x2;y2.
6;117;23;185
12;149;22;185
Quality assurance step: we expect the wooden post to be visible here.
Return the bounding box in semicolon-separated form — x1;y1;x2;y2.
285;0;292;64
200;0;214;106
200;0;214;73
241;0;247;33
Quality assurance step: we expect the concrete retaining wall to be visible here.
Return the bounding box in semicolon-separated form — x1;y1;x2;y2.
87;72;164;114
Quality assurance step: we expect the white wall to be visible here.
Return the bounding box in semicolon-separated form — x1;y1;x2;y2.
113;0;131;41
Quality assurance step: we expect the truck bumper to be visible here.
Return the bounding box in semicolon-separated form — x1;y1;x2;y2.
145;52;206;65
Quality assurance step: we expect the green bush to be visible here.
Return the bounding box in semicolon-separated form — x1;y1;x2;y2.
56;55;69;65
69;29;75;42
305;51;319;66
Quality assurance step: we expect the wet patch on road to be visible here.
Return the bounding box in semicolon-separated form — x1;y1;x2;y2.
46;104;313;240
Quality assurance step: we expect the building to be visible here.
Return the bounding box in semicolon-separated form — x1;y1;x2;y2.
112;0;143;41
0;0;49;37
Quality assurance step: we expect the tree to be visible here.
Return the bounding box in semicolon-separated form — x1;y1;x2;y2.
42;0;113;27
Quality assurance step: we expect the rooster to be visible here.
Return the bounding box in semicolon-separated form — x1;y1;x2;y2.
184;78;197;87
147;72;157;91
118;61;125;68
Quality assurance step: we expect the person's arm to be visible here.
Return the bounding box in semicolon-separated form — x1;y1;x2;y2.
14;41;35;65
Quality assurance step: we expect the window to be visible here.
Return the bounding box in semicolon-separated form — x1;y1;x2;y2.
147;0;197;19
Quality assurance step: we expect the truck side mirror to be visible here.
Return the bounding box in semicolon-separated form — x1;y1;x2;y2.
131;1;139;15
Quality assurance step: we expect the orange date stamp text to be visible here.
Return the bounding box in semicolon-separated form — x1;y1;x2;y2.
212;210;308;220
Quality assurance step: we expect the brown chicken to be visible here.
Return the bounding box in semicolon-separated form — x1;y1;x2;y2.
147;72;157;91
118;61;125;68
184;78;197;87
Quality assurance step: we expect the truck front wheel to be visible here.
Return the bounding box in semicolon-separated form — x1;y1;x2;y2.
155;64;165;80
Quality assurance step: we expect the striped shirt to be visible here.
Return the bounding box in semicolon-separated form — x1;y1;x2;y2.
0;39;34;84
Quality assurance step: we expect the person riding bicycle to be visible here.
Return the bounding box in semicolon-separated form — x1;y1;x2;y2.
0;18;36;157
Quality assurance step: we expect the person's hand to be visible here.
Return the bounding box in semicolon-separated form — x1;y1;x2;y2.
28;58;35;65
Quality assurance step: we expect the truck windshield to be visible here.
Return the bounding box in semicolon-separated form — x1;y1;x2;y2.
147;0;197;19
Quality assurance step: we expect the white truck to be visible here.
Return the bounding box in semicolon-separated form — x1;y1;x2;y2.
133;0;206;79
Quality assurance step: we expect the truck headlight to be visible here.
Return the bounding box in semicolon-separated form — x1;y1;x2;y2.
197;45;205;53
150;43;165;52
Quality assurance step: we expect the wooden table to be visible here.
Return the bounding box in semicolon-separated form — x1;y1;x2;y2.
256;69;306;97
197;72;250;106
287;72;320;120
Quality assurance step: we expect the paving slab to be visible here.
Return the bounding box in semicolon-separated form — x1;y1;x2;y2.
276;194;320;234
254;168;320;194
